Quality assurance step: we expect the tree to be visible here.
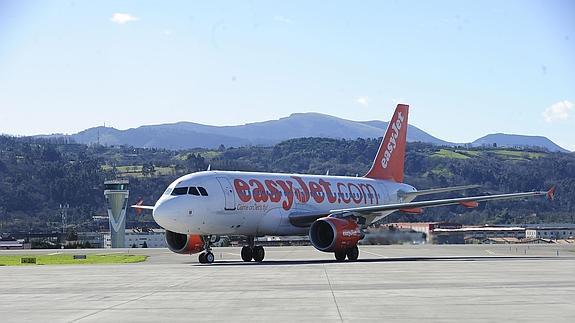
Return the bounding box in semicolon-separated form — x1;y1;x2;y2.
141;162;156;176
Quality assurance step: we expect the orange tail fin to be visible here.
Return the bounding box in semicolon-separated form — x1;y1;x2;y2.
364;104;409;182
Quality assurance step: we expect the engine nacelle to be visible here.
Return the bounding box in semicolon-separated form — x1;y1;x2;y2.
165;230;204;254
309;217;362;252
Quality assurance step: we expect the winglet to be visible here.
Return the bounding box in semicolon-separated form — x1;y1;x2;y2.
546;186;556;201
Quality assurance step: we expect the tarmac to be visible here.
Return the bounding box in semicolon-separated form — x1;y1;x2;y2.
1;244;574;322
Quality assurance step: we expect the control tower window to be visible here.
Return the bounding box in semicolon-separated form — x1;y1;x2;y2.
198;187;208;196
188;187;200;196
172;187;188;195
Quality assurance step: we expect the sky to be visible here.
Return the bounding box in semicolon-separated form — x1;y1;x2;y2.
0;0;574;150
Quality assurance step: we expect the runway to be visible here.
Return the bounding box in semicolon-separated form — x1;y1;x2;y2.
1;244;574;322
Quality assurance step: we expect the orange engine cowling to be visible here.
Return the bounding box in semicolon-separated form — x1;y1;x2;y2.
309;217;363;252
165;230;204;254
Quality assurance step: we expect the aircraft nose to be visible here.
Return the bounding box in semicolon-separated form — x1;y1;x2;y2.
153;199;185;233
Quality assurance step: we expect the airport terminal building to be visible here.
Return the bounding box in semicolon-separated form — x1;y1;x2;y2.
103;229;167;249
384;222;575;245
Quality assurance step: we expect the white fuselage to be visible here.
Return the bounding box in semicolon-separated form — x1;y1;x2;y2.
152;171;417;236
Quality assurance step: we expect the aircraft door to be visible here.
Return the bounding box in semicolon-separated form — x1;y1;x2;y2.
216;177;236;210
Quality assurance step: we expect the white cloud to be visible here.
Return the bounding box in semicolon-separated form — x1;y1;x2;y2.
542;100;573;123
110;13;139;24
274;16;293;24
356;96;369;106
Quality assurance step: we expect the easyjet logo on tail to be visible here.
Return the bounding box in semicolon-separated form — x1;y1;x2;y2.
364;104;409;182
381;111;404;169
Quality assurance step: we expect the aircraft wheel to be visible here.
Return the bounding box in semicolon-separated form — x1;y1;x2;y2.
253;246;265;262
241;246;253;262
346;246;359;261
198;252;207;264
205;252;215;264
334;250;346;261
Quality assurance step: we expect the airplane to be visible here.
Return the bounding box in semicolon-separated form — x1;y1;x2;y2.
133;104;555;264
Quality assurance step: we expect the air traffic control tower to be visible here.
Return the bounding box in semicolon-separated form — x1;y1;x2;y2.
104;180;129;248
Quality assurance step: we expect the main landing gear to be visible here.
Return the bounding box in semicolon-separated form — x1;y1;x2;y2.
241;236;265;262
334;245;359;262
198;235;219;264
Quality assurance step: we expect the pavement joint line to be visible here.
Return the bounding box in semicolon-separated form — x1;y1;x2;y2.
485;249;496;255
361;250;389;258
69;271;214;322
323;265;343;322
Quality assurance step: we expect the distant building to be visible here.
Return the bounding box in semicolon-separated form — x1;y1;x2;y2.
0;235;31;250
526;227;575;240
434;226;526;244
104;229;167;248
388;222;462;244
77;232;105;248
383;223;537;244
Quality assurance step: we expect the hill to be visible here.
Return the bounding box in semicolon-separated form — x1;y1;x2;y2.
472;133;569;153
0;135;573;233
41;113;570;153
68;113;451;149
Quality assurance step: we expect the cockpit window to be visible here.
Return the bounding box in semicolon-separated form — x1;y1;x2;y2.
170;186;208;197
171;187;188;195
188;187;200;196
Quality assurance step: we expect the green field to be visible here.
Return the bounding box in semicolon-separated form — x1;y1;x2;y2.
101;165;176;177
432;149;471;159
431;148;547;161
491;150;546;159
0;254;147;266
198;151;221;159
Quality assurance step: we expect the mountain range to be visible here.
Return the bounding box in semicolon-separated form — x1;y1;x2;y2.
49;113;569;152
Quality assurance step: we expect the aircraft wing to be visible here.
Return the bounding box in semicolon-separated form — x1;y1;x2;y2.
289;187;555;227
398;184;480;199
131;205;155;210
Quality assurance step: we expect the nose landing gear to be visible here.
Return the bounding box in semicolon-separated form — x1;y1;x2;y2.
241;236;265;262
199;251;214;264
198;235;217;264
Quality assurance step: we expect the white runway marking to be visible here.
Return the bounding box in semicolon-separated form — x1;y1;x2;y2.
361;250;389;258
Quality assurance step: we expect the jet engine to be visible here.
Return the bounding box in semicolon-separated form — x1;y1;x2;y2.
309;217;363;252
165;230;204;254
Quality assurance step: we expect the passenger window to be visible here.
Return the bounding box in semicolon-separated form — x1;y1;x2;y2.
172;187;188;195
188;187;200;196
198;187;208;196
